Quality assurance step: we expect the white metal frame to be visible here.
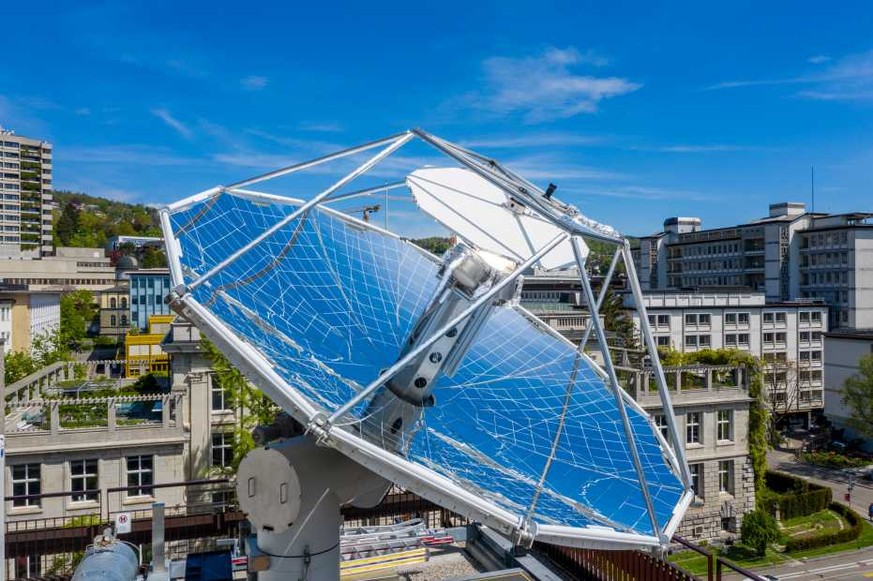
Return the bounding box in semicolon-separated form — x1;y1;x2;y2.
159;128;692;550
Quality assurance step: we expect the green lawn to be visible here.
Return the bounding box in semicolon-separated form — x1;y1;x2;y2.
669;519;873;576
781;509;844;540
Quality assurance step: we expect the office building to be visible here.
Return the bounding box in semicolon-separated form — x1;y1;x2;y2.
0;246;116;291
0;128;54;257
0;286;61;354
626;291;828;426
633;202;873;329
123;268;172;331
823;328;873;450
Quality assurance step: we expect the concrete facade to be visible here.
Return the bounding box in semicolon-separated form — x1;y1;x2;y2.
632;203;873;330
0;287;62;353
625;365;755;540
0;246;116;291
823;329;873;449
0;129;53;257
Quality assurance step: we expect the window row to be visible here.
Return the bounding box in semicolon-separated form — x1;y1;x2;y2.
689;459;736;498
654;410;734;445
10;456;154;508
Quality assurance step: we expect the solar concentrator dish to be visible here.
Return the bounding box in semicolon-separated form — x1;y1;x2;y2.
161;130;691;551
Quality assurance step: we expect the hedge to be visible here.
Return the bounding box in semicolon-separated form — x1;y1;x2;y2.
784;502;862;552
764;471;832;520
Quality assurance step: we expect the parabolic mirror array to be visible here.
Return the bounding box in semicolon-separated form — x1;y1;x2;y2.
161;131;691;550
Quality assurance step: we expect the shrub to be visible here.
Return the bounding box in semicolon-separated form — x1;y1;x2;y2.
801;450;869;469
764;471;832;520
784;503;862;552
741;509;781;557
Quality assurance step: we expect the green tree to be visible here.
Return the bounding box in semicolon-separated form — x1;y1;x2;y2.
740;509;781;557
142;247;168;268
412;237;452;255
5;350;37;384
202;339;278;471
55;203;81;246
60;289;97;347
841;354;873;440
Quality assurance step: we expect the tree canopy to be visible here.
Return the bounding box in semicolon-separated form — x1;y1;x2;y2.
740;509;780;557
51;190;162;249
60;289;97;347
841;354;873;440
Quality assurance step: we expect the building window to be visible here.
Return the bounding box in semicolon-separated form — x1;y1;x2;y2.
657;314;670;327
110;315;117;326
126;455;154;498
211;375;230;411
121;297;128;308
763;312;774;324
698;314;711;326
121;315;128;326
811;311;822;324
725;313;736;325
110;297;117;308
717;410;733;441
698;335;711;347
654;414;669;440
718;460;734;494
71;459;98;503
685;313;696;326
212;432;234;468
725;334;737;347
657;336;670;347
12;464;41;507
690;463;703;498
685;335;697;348
775;312;786;324
763;332;774;344
686;412;701;444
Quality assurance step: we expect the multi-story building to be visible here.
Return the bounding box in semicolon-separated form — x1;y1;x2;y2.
0;285;61;354
625;290;828;427
0;246;116;291
0;128;53;257
633;202;873;329
796;214;873;329
625;365;755;540
823;328;873;450
97;284;130;342
124;314;173;378
124;268;172;331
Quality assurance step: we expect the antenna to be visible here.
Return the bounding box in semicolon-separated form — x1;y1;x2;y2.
159;130;690;579
811;165;815;215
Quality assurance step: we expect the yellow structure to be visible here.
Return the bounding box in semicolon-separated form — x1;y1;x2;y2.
124;314;174;378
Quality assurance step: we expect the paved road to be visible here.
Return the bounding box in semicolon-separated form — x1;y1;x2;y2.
768;448;873;519
724;450;873;580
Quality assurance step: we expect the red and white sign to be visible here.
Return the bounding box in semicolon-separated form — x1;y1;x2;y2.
115;512;132;534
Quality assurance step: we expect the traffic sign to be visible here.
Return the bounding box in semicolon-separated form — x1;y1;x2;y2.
115;512;132;534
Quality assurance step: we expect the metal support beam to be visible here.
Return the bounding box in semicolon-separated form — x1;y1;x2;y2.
324;232;570;426
228;132;409;190
620;242;692;487
579;246;622;350
187;132;414;293
572;237;662;541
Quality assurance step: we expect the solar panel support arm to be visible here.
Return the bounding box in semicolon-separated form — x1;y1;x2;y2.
620;241;693;489
571;236;664;542
321;231;571;429
186;132;414;294
579;246;623;350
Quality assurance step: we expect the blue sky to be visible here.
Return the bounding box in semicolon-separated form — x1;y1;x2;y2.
2;1;873;237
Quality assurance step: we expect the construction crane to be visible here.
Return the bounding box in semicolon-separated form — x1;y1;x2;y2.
345;204;381;222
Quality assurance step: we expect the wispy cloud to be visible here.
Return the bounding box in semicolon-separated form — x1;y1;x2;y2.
64;144;195;166
298;121;344;133
465;47;641;122
708;50;873;102
808;55;831;64
629;144;763;153
503;154;624;181
241;75;268;90
151;108;193;139
461;133;605;149
579;184;712;202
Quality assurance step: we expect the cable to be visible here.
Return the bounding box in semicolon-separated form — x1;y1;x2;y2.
256;541;339;559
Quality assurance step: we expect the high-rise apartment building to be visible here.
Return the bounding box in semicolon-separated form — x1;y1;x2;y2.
0;128;54;257
633;202;873;329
